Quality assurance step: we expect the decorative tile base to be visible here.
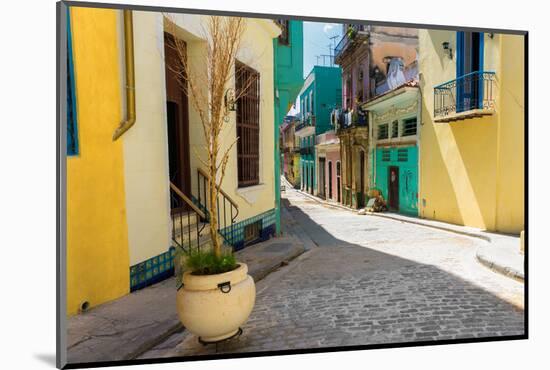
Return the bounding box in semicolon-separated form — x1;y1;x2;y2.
219;208;277;251
130;247;176;292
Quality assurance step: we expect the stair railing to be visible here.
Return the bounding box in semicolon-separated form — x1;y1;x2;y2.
169;182;207;253
196;168;239;245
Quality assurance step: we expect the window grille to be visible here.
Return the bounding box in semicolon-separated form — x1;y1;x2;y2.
402;117;417;137
391;120;399;138
378;124;389;140
236;61;260;187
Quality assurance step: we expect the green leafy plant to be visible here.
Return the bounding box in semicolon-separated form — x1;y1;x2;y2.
176;241;237;282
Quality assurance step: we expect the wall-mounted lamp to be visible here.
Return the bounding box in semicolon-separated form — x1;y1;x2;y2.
488;32;494;39
442;41;453;60
224;88;237;112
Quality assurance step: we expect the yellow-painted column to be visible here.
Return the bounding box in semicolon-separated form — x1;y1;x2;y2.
66;7;130;315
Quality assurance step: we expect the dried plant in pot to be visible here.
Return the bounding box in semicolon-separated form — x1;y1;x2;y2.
165;15;257;343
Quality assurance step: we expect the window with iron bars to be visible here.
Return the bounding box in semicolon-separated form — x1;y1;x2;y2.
236;61;260;187
378;124;389;140
402;117;417;137
391;120;399;138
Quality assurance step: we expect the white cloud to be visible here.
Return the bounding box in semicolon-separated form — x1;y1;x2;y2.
323;24;336;34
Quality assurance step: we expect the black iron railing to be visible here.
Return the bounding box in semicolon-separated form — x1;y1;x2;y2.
335;109;368;132
299;147;312;155
197;168;239;245
434;71;496;118
169;182;207;253
334;24;365;62
295;115;315;133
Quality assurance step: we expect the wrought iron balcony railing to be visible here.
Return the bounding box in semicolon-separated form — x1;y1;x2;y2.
334;24;366;62
334;108;368;132
434;71;496;120
295;115;315;132
299;147;312;156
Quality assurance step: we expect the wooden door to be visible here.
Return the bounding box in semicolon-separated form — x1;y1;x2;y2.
336;161;341;203
318;157;326;199
328;161;333;200
164;33;191;212
388;166;399;211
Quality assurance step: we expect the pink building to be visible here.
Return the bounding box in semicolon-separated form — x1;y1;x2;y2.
315;130;341;203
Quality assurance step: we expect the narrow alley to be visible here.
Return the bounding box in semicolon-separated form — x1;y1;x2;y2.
139;185;524;358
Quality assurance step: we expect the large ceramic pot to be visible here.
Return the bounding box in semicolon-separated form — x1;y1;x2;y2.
176;263;255;342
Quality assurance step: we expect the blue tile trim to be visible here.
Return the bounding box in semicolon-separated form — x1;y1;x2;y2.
219;208;277;251
129;247;176;292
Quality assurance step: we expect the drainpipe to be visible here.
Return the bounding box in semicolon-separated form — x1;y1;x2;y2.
113;10;136;141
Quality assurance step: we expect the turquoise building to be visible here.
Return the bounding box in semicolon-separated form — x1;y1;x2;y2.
273;20;304;234
364;84;420;216
295;66;342;194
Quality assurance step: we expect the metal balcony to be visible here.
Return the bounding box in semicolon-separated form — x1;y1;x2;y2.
295;115;315;133
334;24;368;63
434;71;496;122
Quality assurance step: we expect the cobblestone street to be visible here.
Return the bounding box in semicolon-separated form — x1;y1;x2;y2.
140;186;525;359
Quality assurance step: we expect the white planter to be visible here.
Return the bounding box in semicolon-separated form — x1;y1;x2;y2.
176;263;256;342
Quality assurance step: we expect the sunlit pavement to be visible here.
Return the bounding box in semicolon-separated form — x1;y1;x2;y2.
139;186;524;358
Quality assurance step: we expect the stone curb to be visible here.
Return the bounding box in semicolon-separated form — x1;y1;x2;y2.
367;212;491;242
475;247;524;282
285;183;524;283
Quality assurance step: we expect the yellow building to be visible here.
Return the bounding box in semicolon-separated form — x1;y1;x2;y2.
66;7;281;315
418;30;525;234
66;7;130;315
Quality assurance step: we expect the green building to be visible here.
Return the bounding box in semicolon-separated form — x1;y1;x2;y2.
295;66;342;195
273;20;304;234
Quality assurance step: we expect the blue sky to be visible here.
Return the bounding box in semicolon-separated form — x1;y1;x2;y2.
288;21;343;116
303;21;343;77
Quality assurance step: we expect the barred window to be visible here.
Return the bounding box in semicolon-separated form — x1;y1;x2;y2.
378;124;389;140
402;117;417;137
391;120;399;138
236;61;260;187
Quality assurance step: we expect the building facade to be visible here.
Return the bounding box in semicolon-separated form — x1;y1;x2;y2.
334;25;418;210
281;115;301;187
273;20;304;234
365;82;420;216
295;66;342;195
315;130;341;202
66;7;290;315
418;30;524;234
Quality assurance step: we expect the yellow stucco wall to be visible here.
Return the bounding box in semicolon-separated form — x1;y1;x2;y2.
494;35;525;233
418;30;524;234
67;7;130;315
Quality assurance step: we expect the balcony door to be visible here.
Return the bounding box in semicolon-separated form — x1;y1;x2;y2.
456;31;484;112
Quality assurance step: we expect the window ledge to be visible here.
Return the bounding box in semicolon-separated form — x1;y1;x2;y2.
236;183;267;205
434;108;495;123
